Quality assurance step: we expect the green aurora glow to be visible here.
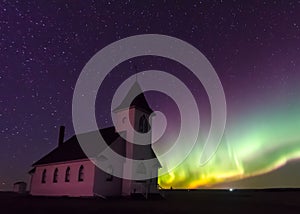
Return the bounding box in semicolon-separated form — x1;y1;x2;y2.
158;102;300;189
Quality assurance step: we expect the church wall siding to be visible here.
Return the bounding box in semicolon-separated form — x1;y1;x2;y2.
93;167;122;197
30;160;95;197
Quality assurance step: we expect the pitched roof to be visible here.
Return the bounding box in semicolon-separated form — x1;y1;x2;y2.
32;127;160;167
32;127;121;166
113;81;153;113
13;181;26;185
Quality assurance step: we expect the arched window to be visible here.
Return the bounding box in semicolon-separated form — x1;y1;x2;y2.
78;165;84;182
136;162;146;174
41;169;47;183
106;166;113;181
139;115;149;133
65;167;70;182
136;163;147;183
53;168;58;183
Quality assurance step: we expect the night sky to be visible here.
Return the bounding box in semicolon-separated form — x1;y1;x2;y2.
1;0;300;190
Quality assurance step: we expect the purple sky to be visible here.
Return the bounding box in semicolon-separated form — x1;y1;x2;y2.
0;0;300;190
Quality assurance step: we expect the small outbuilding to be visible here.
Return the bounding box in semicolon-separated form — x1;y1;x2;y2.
13;181;27;194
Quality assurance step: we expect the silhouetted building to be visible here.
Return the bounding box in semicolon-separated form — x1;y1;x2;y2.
13;181;27;194
28;81;160;197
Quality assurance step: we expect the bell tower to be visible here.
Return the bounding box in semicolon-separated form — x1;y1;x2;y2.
113;81;160;196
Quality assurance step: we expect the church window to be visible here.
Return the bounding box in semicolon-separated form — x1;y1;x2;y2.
136;162;146;174
53;168;58;183
139;115;149;133
136;163;147;183
65;167;70;182
106;166;113;181
78;165;84;182
41;169;47;183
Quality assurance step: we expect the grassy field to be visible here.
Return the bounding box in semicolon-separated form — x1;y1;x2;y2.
1;190;300;214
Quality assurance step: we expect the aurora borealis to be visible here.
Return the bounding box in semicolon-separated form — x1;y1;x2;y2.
158;98;300;188
1;0;300;191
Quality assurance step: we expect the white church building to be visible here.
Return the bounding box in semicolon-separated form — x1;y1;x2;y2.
29;81;161;197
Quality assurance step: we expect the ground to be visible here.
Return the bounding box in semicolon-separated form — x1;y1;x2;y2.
1;190;300;214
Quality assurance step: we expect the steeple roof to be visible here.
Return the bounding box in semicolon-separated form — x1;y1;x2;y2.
113;81;153;113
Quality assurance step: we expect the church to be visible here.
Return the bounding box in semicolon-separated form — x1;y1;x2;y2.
28;81;161;198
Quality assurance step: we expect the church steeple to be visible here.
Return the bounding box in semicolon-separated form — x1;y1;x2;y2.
112;79;160;196
113;81;153;113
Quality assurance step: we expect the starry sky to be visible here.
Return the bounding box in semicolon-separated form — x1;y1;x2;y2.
1;0;300;190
